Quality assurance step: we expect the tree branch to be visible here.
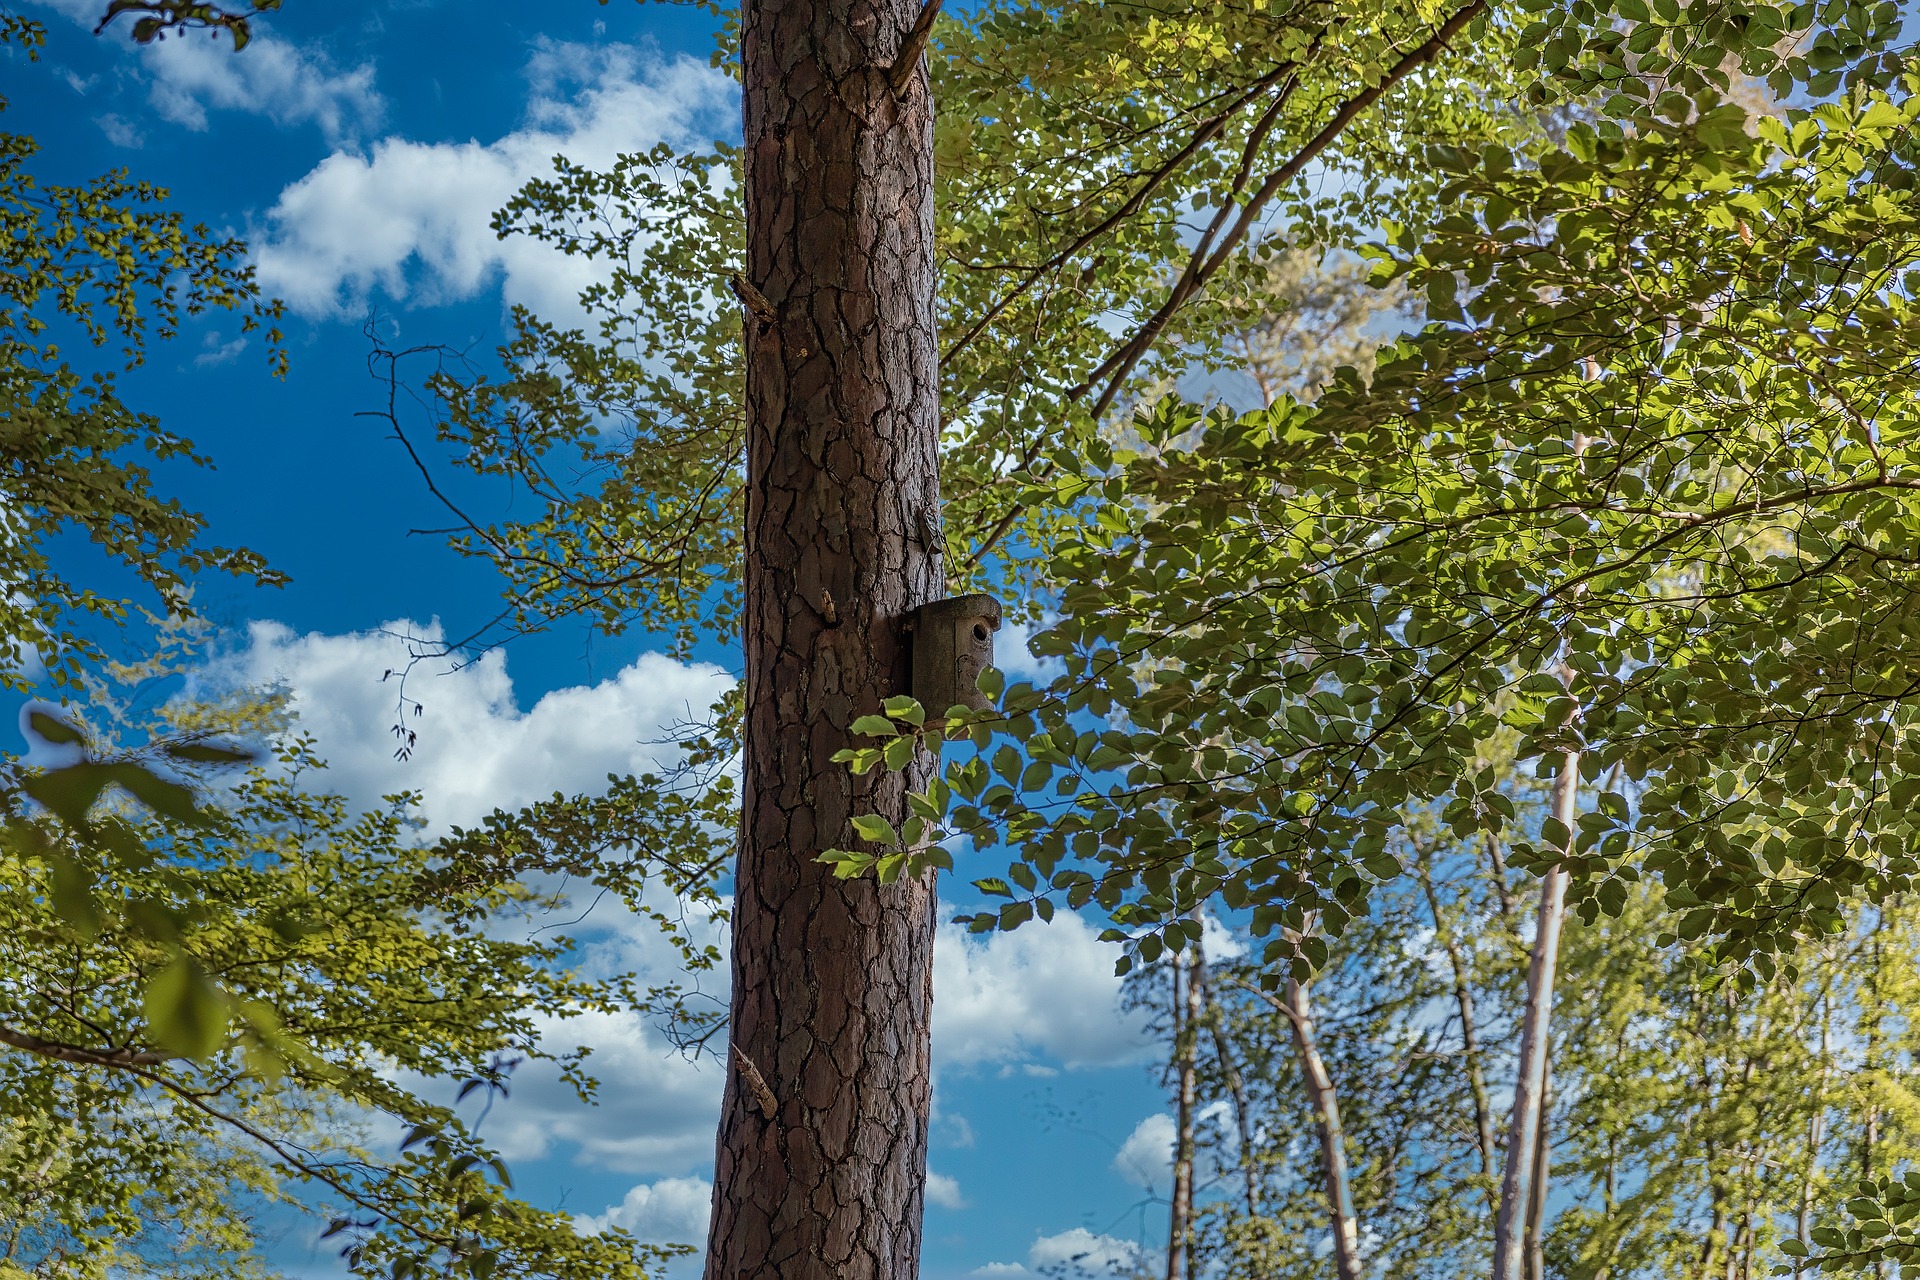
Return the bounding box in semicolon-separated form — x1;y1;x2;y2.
963;0;1488;569
888;0;946;95
0;1023;165;1068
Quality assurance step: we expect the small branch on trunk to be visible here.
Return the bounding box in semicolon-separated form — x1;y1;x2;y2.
887;0;946;95
728;272;779;328
732;1046;779;1121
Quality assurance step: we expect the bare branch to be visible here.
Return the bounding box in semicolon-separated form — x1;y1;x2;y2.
888;0;946;95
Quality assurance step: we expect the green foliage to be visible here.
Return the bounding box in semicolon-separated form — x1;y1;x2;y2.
403;0;1563;645
0;18;286;688
837;69;1920;987
425;689;739;1049
1169;795;1920;1280
401;146;747;655
0;665;682;1278
90;1;282;51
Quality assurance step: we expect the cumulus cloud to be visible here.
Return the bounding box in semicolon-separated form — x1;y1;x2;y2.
1112;1113;1175;1190
192;621;735;1180
204;618;731;832
934;914;1152;1070
481;1005;725;1175
1028;1228;1143;1274
29;0;380;142
193;619;1161;1206
995;615;1066;683
1111;1103;1236;1191
141;31;381;140
927;1171;966;1210
577;1175;713;1241
971;1265;1028;1276
255;40;735;318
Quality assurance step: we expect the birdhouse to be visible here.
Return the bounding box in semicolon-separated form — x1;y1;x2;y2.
907;595;1002;714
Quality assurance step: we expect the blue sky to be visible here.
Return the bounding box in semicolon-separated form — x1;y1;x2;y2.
11;1;1191;1274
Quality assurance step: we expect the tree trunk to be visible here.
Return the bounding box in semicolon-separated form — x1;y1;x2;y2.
1524;1068;1550;1280
1797;1000;1832;1280
703;0;944;1272
1167;943;1202;1280
1491;747;1578;1280
1285;977;1363;1280
1418;865;1497;1199
1196;962;1260;1216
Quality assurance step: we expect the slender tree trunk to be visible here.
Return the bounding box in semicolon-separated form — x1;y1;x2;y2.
1419;865;1498;1199
1285;976;1363;1280
1866;908;1889;1280
1700;1183;1727;1280
1197;963;1260;1217
1865;906;1886;1180
1167;941;1203;1280
703;0;944;1272
1524;1068;1551;1280
1483;830;1518;928
1491;747;1578;1280
1797;1002;1832;1280
1225;973;1361;1279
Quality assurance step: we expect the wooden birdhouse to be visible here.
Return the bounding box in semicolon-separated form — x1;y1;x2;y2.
907;594;1002;713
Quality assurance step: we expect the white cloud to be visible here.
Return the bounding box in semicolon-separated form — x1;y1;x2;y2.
203;619;731;833
934;914;1151;1070
994;615;1065;683
1202;912;1246;962
200;620;735;1180
142;31;381;140
577;1175;712;1242
1110;1103;1236;1191
29;1;380;141
255;40;735;319
479;1003;724;1176
1028;1228;1143;1274
927;1171;966;1210
971;1265;1028;1276
96;114;143;148
192;333;249;367
1112;1113;1174;1190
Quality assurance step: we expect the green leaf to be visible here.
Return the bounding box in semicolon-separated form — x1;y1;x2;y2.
976;667;1005;701
882;695;927;726
850;815;901;846
21;762;114;828
849;715;899;737
25;709;82;745
144;955;230;1061
161;740;258;766
883;734;917;770
108;762;207;825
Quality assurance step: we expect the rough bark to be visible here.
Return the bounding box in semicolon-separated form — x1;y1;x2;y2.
703;0;943;1272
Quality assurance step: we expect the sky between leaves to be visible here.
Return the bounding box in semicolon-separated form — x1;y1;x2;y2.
7;0;1210;1273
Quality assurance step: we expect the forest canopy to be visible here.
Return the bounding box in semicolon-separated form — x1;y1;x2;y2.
8;0;1920;1275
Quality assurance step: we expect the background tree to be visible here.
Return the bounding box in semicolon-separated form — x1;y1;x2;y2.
0;13;284;689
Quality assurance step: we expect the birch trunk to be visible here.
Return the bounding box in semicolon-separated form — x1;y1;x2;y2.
1490;747;1578;1280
